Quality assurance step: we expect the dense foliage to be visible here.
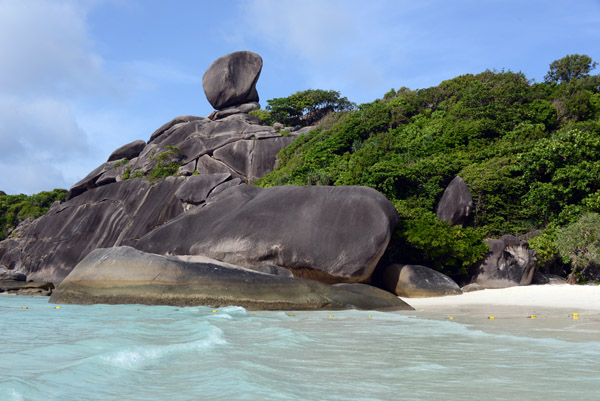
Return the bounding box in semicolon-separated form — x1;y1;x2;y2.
0;189;67;240
251;89;356;126
257;55;600;281
557;212;600;283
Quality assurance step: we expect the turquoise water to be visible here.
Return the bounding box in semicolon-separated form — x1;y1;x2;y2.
1;295;599;401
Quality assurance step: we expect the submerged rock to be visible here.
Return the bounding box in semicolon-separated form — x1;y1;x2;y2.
135;184;398;284
50;247;413;311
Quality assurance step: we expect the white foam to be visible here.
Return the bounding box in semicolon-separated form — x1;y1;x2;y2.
100;327;226;369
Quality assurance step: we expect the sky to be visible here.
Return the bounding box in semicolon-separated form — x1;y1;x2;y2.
1;0;599;195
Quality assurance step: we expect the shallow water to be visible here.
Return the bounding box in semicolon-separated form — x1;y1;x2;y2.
1;295;599;401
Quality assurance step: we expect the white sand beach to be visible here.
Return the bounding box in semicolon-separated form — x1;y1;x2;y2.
400;284;600;313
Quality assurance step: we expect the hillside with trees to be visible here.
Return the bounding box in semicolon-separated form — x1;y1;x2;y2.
256;54;600;283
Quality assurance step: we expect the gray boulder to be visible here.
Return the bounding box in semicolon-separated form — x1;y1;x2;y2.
436;176;473;227
107;140;146;162
202;51;262;110
174;173;231;204
472;235;537;288
0;178;190;282
136;184;398;284
50;247;413;311
380;264;462;297
532;271;566;285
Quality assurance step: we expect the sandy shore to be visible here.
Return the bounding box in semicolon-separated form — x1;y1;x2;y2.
400;284;600;313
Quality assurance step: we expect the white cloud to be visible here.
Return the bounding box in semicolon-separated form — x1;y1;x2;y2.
0;0;106;194
0;0;107;97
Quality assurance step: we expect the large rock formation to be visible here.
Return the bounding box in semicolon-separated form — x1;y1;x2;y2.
135;184;398;284
0;51;402;309
202;51;262;110
471;235;537;288
50;247;413;311
436;176;473;227
380;264;462;297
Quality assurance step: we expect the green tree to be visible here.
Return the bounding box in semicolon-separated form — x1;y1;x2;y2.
544;54;598;84
556;212;600;283
265;89;355;126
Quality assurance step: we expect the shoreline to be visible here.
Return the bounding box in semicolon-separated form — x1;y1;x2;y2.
400;283;600;315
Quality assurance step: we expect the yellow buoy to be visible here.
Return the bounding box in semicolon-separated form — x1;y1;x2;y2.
488;316;495;320
288;314;295;317
449;317;454;320
55;306;61;309
368;315;374;318
329;314;334;318
212;310;218;313
22;306;28;309
529;315;536;319
572;313;579;317
573;316;579;320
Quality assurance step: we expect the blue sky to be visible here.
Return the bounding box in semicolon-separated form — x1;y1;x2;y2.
1;0;599;195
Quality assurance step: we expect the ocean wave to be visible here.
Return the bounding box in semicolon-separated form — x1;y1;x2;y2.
99;326;226;370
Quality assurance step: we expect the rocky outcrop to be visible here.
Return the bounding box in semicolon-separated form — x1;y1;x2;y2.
50;247;413;311
0;51;400;309
380;264;462;297
202;51;262;110
472;235;537;288
136;185;398;284
436;176;473;227
107;139;146;162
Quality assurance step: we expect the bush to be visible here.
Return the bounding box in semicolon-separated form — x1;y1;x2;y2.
557;212;600;283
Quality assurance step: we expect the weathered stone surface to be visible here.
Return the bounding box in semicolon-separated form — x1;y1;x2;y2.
436;176;473;227
0;178;194;283
149;115;205;144
472;235;537;288
0;270;26;281
174;173;230;204
209;178;242;198
107;140;146;162
333;283;413;310
380;264;462;297
250;264;295;277
202;51;262;110
136;185;398;284
177;161;197;176
208;102;260;120
213;137;295;182
0;280;54;296
50;247;413;310
461;283;485;292
67;162;114;200
532;272;567;285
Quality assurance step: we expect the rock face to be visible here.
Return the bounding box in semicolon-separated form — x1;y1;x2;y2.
50;247;413;311
202;51;262;110
472;235;537;288
0;51;399;308
436;176;473;227
136;185;398;284
0;281;54;296
380;264;462;297
107;139;146;162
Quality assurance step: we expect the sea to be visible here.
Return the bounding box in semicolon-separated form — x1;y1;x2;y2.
1;295;599;401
